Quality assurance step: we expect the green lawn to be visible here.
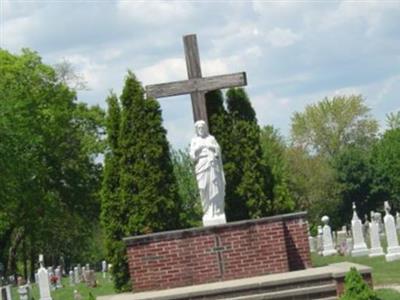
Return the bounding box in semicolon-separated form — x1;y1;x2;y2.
311;253;400;285
376;288;400;300
11;272;115;300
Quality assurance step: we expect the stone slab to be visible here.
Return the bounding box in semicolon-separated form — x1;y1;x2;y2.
97;262;371;300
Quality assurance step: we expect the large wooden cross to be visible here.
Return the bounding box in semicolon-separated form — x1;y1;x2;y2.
146;34;247;125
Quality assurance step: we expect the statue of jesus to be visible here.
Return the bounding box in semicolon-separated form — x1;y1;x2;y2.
189;120;226;226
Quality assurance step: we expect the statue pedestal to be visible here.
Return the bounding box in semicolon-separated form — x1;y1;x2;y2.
124;212;311;292
203;214;226;227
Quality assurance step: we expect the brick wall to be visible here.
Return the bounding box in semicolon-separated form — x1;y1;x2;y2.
124;212;311;292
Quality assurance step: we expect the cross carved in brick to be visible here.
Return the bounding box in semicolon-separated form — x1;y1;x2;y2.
145;34;247;126
211;235;230;276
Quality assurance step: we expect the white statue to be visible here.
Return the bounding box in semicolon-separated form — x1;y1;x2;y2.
190;120;226;226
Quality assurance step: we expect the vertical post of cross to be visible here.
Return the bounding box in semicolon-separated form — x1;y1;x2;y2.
183;34;208;124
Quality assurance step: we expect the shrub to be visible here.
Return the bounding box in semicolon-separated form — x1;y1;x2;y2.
340;267;379;300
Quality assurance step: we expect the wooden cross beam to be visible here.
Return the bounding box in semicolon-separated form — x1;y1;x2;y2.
146;34;247;125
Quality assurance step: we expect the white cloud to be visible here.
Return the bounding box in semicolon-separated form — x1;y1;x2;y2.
116;0;192;25
265;27;302;47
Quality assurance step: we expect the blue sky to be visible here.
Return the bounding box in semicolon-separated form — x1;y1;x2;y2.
1;0;400;149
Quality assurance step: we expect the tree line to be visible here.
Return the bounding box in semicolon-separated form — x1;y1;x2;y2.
1;49;400;291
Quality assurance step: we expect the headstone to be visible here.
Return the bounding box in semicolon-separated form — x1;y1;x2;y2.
0;285;12;300
17;284;30;300
336;226;348;255
85;270;96;288
316;225;323;255
321;216;337;256
345;237;353;256
396;212;400;230
34;273;39;284
369;211;385;257
351;202;369;257
37;254;52;300
101;260;107;279
81;267;86;283
85;264;90;271
69;270;74;286
74;267;80;284
383;201;400;262
55;267;62;288
308;236;316;253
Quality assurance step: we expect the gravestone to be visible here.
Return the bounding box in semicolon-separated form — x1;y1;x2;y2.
81;267;86;283
369;211;385;257
101;260;107;279
383;201;400;262
321;216;337;256
316;225;323;255
336;226;348;255
85;270;96;288
69;270;74;286
396;212;400;230
74;267;80;284
309;236;316;253
37;254;52;300
0;285;12;300
55;267;62;288
17;284;30;300
351;203;369;257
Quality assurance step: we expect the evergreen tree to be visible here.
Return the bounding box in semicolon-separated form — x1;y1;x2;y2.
102;71;184;290
205;88;272;221
100;92;130;291
226;88;271;219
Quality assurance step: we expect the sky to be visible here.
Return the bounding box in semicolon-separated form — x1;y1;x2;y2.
1;0;400;149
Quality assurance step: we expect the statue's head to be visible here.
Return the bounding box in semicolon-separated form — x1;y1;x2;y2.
194;120;208;137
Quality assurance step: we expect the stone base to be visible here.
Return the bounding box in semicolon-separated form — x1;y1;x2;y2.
202;214;226;226
351;246;369;257
39;297;52;300
386;246;400;262
369;247;385;257
97;262;372;300
322;248;337;256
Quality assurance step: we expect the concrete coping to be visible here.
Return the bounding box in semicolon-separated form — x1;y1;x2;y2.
123;211;307;246
97;262;372;300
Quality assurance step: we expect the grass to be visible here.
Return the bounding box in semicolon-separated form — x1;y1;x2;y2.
11;272;115;300
376;288;400;300
311;253;400;285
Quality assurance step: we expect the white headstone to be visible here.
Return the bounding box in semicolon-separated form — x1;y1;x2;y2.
316;225;323;255
81;267;86;283
369;211;385;257
321;216;337;256
55;268;62;288
308;236;316;252
69;270;74;286
384;201;400;262
0;285;12;300
351;202;369;257
102;260;107;278
35;272;39;284
74;267;80;284
336;227;348;255
17;284;29;300
396;212;400;230
38;255;52;300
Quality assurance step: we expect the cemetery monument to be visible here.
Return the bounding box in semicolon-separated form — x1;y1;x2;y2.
369;211;385;257
351;202;369;257
383;201;400;262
